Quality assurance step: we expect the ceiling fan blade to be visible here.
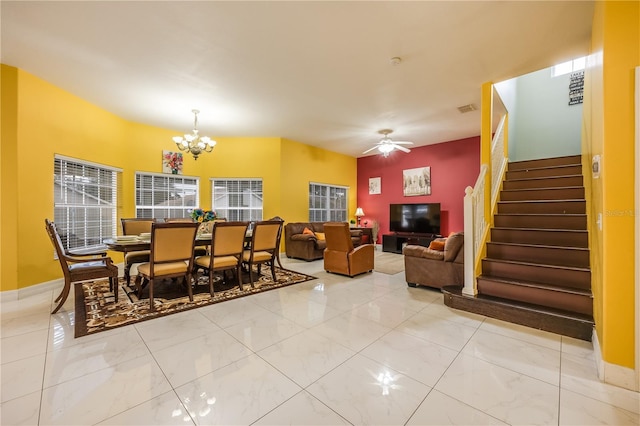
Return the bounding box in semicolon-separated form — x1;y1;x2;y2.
393;144;411;153
392;141;414;145
362;145;379;154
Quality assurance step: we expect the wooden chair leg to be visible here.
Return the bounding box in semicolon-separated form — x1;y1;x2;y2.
148;279;155;311
124;262;133;285
51;279;71;314
186;274;194;302
236;264;244;291
270;261;277;282
208;269;215;297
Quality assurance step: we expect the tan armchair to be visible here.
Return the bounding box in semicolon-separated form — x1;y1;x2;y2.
323;222;374;277
121;218;156;285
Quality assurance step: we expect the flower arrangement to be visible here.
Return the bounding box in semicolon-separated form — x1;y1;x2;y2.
190;208;217;222
162;151;183;175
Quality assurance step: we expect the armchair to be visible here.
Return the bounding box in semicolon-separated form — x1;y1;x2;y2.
323;222;374;277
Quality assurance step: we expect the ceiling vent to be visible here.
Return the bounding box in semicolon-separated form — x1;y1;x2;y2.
457;104;477;113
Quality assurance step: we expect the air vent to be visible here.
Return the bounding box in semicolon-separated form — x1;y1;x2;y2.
457;104;477;113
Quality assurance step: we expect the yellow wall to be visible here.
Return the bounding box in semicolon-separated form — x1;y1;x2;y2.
584;1;639;368
1;66;357;291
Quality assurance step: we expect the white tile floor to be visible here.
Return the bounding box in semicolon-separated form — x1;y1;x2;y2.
2;252;639;425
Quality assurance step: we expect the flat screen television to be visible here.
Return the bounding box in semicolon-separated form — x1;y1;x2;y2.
389;203;441;235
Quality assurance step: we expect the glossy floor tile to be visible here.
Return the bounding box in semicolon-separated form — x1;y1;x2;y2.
1;251;638;425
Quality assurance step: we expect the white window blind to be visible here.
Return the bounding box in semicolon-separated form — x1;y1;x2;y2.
211;178;263;221
53;155;120;252
309;183;348;222
135;172;199;219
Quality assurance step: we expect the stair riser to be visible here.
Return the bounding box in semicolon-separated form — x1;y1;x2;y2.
486;243;590;268
477;279;593;316
506;165;583;180
482;260;591;290
494;214;587;230
503;175;583;190
498;201;585;214
508;155;582;171
500;187;585;201
492;229;588;247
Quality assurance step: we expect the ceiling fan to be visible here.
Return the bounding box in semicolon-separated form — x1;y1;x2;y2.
363;129;413;157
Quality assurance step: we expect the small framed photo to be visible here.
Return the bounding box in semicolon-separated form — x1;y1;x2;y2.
403;167;431;196
369;177;381;195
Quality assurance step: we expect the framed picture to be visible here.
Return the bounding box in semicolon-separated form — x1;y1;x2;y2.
403;167;431;196
162;150;183;175
369;177;381;195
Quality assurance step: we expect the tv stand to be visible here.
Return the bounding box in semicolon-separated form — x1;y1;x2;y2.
382;233;438;254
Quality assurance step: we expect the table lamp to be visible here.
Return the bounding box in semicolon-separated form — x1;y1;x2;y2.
355;207;365;226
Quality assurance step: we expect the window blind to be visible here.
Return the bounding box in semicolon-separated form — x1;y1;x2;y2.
53;155;120;252
211;178;263;221
309;182;348;222
135;172;199;219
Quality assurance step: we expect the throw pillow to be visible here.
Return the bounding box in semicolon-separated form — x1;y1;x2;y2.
302;227;314;235
315;232;326;241
428;240;446;251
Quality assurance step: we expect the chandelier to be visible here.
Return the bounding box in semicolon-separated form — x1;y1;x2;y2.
172;109;216;160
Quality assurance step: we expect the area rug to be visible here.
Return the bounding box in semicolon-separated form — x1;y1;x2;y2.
74;267;316;337
374;251;405;275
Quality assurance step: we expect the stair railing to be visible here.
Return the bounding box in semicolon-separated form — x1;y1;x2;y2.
491;114;508;204
463;164;488;296
463;82;508;296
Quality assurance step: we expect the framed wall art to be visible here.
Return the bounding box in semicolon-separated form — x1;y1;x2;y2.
162;150;183;175
403;166;431;196
369;177;381;195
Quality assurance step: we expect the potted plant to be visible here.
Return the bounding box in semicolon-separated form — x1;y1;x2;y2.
349;219;356;228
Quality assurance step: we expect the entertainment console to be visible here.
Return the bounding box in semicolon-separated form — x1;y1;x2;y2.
382;233;439;254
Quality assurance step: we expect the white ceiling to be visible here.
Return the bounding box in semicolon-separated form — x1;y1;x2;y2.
1;1;594;157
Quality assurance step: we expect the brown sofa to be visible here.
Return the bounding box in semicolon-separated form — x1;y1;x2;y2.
284;222;363;261
403;232;464;289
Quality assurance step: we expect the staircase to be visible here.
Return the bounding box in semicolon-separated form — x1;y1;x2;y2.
444;155;594;340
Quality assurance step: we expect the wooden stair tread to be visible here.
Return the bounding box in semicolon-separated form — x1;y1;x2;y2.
501;186;584;192
507;174;583;183
486;241;589;252
498;199;584;203
493;226;588;233
442;286;595;326
482;258;590;273
477;275;593;296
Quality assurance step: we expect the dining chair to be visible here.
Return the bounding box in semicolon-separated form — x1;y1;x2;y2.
163;217;211;256
242;220;283;288
134;222;199;311
121;218;156;285
267;216;285;268
323;222;374;277
45;219;119;314
194;221;250;294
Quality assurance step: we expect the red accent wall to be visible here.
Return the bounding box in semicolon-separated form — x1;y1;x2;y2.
357;136;480;242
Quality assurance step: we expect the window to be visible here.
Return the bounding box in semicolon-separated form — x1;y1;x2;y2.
135;172;199;219
54;155;120;252
309;183;348;222
552;56;586;77
211;178;263;221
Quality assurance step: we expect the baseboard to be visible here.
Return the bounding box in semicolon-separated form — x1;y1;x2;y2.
592;329;639;392
0;278;63;303
0;263;125;304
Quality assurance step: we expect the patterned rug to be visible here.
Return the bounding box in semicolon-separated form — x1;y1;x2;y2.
74;267;316;337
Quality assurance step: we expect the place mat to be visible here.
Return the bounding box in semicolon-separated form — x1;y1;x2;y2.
74;267;316;337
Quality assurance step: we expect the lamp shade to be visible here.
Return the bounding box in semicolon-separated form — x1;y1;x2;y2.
355;207;365;217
